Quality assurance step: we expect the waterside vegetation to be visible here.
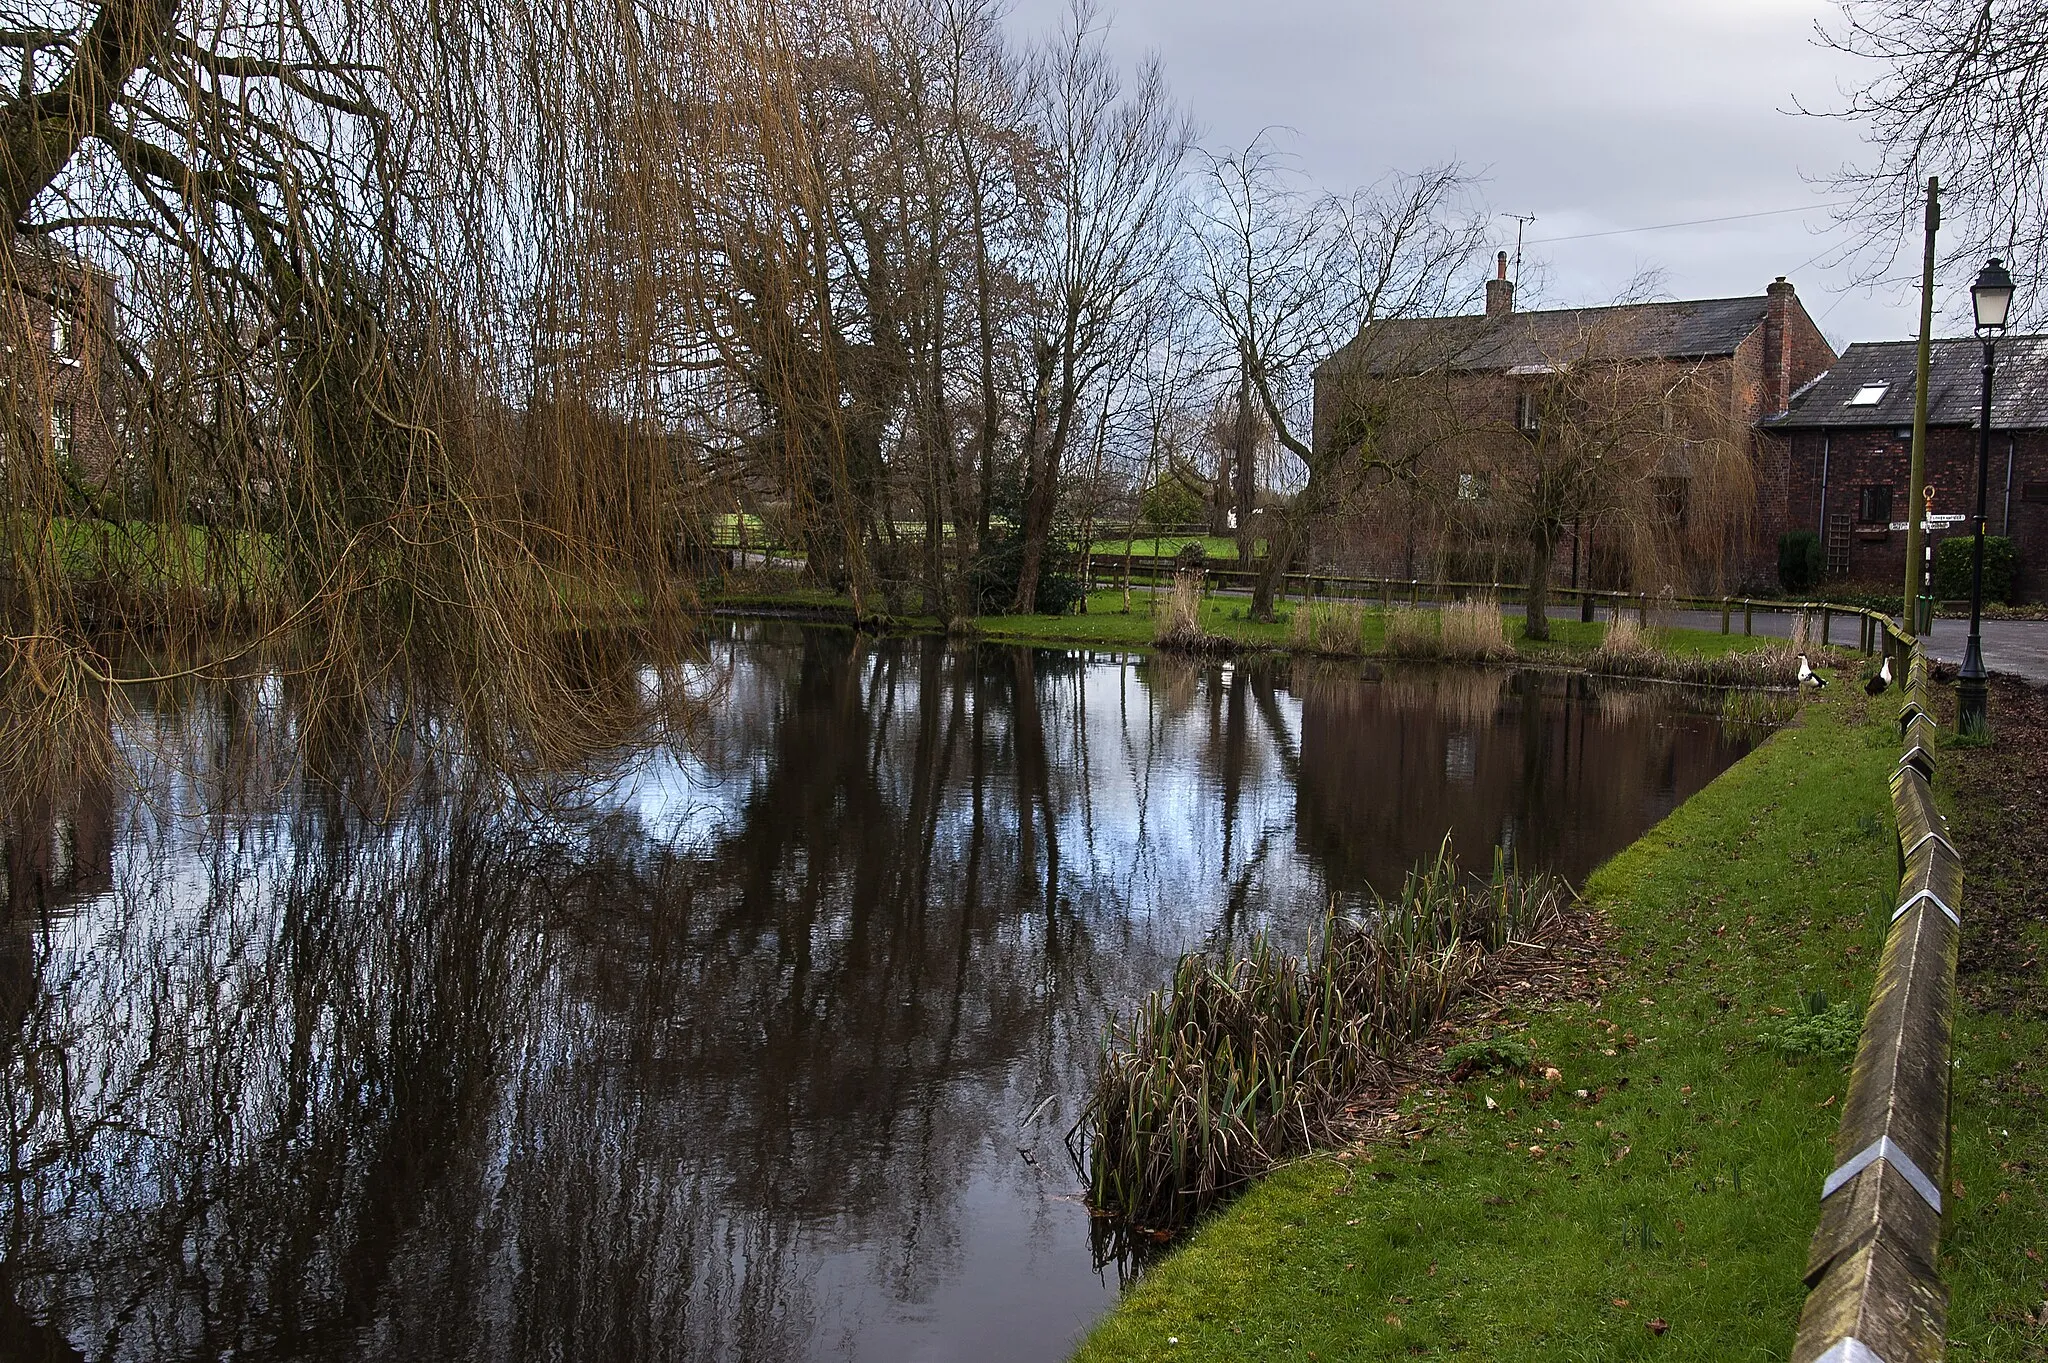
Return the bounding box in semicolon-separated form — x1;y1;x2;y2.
1072;677;1916;1360
1072;842;1571;1249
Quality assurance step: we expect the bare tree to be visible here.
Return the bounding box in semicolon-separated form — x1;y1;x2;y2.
1008;0;1188;613
1401;306;1754;640
1815;0;2048;311
1188;141;1485;620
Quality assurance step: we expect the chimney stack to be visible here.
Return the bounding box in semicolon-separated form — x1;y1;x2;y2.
1485;250;1514;318
1762;276;1796;415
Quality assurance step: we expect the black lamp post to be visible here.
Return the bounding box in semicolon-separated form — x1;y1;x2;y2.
1960;256;2014;735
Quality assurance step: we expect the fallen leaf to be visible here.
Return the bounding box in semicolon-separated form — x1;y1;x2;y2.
1485;1096;1498;1111
1384;1315;1402;1328
1818;1094;1836;1108
1612;1298;1631;1308
1648;1318;1669;1336
1543;1067;1562;1082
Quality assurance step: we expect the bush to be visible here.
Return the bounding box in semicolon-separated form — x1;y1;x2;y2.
1140;473;1205;529
1778;531;1824;594
1932;534;2018;603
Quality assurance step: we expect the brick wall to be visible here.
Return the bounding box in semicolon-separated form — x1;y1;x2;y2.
2;256;121;485
1770;425;2048;601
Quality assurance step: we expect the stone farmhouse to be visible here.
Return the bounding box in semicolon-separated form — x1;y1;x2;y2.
1765;337;2048;602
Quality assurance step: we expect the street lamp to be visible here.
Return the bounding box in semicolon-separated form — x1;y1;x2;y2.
1959;257;2014;734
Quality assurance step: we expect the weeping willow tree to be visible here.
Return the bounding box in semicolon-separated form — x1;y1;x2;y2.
0;0;711;801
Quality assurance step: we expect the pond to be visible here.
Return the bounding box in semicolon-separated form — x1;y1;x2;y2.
1;623;1761;1363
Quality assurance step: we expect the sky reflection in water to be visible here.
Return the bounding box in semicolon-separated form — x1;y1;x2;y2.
0;623;1758;1363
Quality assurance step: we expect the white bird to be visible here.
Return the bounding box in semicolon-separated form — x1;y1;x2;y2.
1865;655;1893;697
1797;654;1828;688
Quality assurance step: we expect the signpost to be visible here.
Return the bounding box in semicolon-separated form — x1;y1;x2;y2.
1888;514;1967;531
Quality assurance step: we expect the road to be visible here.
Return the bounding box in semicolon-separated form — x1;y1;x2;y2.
1651;607;2048;684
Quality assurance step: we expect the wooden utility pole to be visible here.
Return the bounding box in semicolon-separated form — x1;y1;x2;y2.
1905;176;1940;631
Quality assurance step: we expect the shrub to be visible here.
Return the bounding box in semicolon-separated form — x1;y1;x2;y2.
1932;533;2018;603
1140;473;1206;529
1778;530;1824;594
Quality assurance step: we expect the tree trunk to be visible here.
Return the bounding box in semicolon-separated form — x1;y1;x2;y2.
1524;528;1557;641
1233;368;1257;569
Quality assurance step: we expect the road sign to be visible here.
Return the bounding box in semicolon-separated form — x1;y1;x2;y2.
1887;514;1968;531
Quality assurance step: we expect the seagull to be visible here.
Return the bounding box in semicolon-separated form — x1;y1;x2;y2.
1865;655;1893;697
1797;654;1828;688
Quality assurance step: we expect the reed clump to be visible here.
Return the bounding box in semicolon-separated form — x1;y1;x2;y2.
1440;595;1513;662
1589;612;1802;687
1288;600;1368;656
1379;605;1440;658
1072;841;1571;1239
1153;571;1214;651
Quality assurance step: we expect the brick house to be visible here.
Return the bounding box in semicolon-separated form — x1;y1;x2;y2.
1310;259;1835;590
1763;337;2048;602
3;250;121;485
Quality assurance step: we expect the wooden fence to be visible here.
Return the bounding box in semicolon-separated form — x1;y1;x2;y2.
1790;629;1958;1363
1082;554;1905;655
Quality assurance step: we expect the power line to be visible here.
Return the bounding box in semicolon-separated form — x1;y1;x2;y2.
1525;201;1851;246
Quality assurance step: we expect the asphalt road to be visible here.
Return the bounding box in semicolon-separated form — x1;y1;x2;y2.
1653;607;2048;684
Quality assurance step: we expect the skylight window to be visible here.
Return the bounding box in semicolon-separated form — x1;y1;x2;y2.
1846;382;1890;406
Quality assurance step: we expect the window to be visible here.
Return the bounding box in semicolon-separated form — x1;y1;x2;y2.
50;404;72;460
49;303;73;361
1857;484;1894;525
1457;472;1484;502
1845;382;1890;406
1515;388;1540;435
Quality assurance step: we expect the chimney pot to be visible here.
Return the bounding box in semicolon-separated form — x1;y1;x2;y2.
1485;251;1514;318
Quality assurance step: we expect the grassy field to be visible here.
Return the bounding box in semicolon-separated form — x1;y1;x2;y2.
1072;679;1912;1361
970;587;1777;665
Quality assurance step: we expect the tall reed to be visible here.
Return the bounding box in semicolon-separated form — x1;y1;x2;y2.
1380;605;1439;659
1288;599;1368;656
1590;610;1801;687
1072;840;1569;1240
1153;571;1209;650
1440;595;1513;661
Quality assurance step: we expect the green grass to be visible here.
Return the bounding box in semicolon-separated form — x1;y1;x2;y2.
1073;679;1901;1361
973;588;1776;666
1083;536;1260;560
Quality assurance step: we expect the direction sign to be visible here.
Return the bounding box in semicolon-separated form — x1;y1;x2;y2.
1887;514;1969;531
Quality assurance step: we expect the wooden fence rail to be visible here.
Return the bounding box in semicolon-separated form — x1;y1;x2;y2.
1789;633;1957;1363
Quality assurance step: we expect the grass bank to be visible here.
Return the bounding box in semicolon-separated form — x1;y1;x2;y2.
708;582;1783;672
1073;677;1908;1361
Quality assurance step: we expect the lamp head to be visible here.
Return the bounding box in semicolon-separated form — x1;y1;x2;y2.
1973;257;2016;336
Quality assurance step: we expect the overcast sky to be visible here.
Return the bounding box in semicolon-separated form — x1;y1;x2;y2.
1008;0;1947;353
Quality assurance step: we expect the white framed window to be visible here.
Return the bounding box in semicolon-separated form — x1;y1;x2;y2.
1515;388;1540;434
50;404;72;460
1845;382;1889;406
1457;471;1484;502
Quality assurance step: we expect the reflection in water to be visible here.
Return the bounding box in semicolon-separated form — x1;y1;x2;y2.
1;625;1757;1363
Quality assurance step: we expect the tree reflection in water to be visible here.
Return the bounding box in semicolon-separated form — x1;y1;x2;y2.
0;624;1758;1363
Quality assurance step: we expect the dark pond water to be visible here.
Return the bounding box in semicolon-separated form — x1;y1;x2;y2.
1;624;1759;1363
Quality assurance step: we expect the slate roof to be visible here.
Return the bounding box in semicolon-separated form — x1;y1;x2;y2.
1318;296;1774;377
1768;335;2048;430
